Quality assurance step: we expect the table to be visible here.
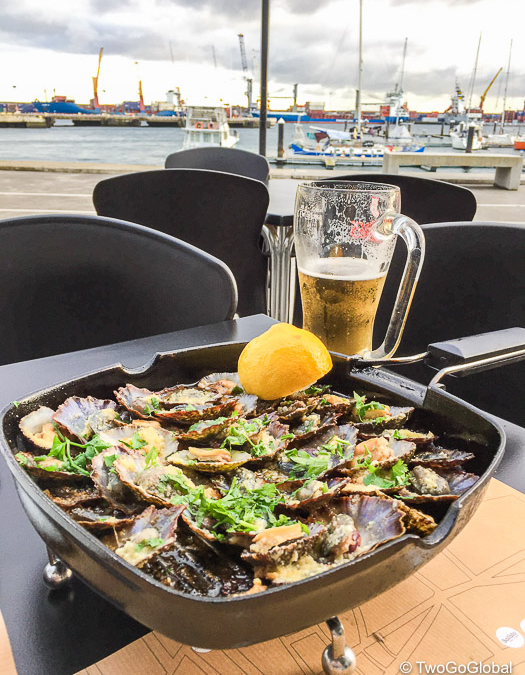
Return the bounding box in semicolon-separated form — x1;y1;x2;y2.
1;314;524;675
265;179;299;321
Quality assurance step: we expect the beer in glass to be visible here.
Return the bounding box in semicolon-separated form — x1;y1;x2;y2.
294;182;425;359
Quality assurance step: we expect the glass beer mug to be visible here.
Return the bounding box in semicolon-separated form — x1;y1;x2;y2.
294;181;425;359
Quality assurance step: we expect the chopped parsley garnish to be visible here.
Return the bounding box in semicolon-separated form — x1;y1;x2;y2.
121;432;148;450
231;385;244;395
103;453;118;468
285;448;333;480
26;430;113;476
220;417;273;457
184;479;299;535
144;445;159;468
143;397;161;416
362;459;410;489
184;404;197;412
284;434;351;480
320;436;350;455
290;478;329;499
188;416;228;432
11;400;21;408
353;392;389;422
135;537;164;552
304;384;330;396
302;419;316;433
318;397;330;406
157;472;193;497
281;433;295;441
392;429;403;439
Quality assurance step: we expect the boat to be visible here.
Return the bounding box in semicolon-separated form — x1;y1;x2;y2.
146;110;185;128
514;138;525;151
182;106;239;150
450;121;484;150
381;39;411;123
289;125;423;159
442;81;468;124
385;123;425;152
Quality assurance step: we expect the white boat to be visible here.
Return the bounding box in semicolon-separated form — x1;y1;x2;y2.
450;122;484;150
182;106;239;150
289;125;422;159
385;124;424;151
443;81;468;123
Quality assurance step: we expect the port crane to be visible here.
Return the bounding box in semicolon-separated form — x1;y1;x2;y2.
238;33;253;110
92;47;103;110
135;61;145;112
479;68;502;110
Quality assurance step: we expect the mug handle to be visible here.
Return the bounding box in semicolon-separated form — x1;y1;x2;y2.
364;213;425;361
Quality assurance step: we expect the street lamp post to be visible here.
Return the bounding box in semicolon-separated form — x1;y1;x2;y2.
259;0;270;156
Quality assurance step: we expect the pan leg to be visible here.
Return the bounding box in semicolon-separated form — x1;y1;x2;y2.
43;547;73;589
322;616;357;675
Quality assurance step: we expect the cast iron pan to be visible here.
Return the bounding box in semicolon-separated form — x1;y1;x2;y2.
1;328;524;648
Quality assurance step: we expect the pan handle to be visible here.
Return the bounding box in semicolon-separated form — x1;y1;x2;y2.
426;327;525;386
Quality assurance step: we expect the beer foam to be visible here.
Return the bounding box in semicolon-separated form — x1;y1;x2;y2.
298;257;387;281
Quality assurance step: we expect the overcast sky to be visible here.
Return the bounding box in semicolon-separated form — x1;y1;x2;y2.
0;0;522;113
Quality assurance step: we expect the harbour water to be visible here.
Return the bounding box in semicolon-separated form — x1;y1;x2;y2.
0;121;523;166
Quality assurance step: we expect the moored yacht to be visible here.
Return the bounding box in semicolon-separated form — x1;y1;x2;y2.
182;106;239;150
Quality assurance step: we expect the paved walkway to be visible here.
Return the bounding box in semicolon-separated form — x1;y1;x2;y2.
0;167;524;223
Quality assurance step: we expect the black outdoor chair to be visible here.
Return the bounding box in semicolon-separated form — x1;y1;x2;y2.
165;147;270;184
93;169;270;317
0;214;237;366
321;173;477;223
293;173;478;325
372;221;525;426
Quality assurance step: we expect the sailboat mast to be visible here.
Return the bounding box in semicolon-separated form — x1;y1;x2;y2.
395;37;407;128
467;33;482;115
399;37;407;91
501;38;513;131
356;0;363;135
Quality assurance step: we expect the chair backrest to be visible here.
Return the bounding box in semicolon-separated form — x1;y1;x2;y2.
93;169;269;317
321;173;477;223
0;214;237;365
372;222;525;425
165;147;270;184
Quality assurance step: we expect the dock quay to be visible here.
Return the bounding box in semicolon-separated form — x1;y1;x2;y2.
0;112;274;128
0;114;53;128
0;163;524;225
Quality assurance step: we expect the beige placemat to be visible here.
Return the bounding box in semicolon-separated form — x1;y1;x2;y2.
74;478;525;675
0;610;18;675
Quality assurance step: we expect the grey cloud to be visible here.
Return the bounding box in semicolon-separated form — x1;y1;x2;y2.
269;34;421;90
402;68;459;96
0;9;204;61
154;0;261;20
390;0;483;5
89;0;134;13
154;0;329;18
278;0;332;14
0;12;65;42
